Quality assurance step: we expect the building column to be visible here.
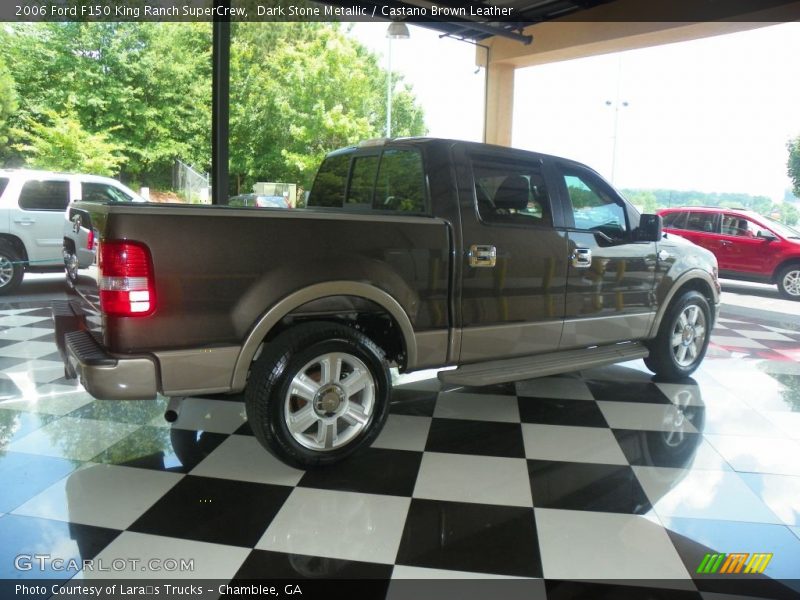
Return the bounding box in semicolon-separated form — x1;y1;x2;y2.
484;62;515;147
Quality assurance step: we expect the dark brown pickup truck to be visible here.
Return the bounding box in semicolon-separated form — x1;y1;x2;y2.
56;138;720;467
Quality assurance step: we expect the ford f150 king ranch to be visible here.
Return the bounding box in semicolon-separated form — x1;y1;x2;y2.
55;138;720;468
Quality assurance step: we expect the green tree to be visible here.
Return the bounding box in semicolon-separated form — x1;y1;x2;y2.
12;108;127;175
0;54;17;153
789;135;800;198
780;201;799;226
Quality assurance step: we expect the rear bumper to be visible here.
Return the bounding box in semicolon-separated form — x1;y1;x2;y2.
53;300;158;400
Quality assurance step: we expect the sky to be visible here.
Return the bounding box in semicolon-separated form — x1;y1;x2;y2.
347;21;800;202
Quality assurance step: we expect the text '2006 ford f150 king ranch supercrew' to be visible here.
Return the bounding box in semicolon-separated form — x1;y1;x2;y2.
55;138;720;468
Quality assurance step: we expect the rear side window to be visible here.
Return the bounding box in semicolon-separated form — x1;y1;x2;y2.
373;149;426;213
471;158;552;227
685;212;717;233
19;180;70;211
662;211;687;229
346;155;380;208
308;154;350;208
82;182;133;203
0;177;9;197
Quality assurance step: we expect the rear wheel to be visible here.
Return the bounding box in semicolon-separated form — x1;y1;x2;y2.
776;264;800;301
245;322;391;469
645;290;711;380
0;247;24;296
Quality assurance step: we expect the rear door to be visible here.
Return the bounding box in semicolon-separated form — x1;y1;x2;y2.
456;147;569;363
554;163;657;347
12;176;72;265
675;211;721;257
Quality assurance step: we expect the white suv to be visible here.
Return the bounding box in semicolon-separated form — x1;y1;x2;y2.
0;169;144;294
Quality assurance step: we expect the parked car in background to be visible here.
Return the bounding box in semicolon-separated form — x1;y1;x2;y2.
228;193;290;208
658;206;800;300
0;169;144;294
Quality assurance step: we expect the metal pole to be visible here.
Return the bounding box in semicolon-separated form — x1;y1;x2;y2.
386;37;393;138
211;1;230;205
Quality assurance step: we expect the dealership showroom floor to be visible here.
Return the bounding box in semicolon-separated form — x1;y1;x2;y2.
1;276;799;599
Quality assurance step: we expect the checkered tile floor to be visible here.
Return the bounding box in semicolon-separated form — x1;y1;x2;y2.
1;300;800;598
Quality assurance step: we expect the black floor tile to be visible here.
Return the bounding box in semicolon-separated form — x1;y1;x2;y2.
613;429;704;469
425;418;525;458
0;410;58;451
298;447;421;496
396;498;542;577
0;338;21;350
129;475;292;547
0;514;120;579
586;380;671;404
389;388;438;417
528;460;652;514
0;451;80;513
38;351;64;363
518;397;608;427
92;426;227;473
234;549;393;580
67;400;166;424
21;308;56;318
545;580;701;599
234;421;254;436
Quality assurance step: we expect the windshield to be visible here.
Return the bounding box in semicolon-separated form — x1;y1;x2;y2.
760;215;800;239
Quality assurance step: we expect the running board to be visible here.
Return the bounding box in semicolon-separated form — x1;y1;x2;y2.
438;342;649;387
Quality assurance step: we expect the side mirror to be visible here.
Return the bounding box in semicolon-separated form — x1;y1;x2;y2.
757;230;777;241
637;214;663;242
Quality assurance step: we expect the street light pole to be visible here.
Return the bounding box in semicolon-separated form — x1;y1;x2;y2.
385;22;410;138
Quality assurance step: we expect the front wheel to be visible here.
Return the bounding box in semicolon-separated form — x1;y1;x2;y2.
0;248;24;296
245;322;391;469
776;264;800;301
645;290;711;380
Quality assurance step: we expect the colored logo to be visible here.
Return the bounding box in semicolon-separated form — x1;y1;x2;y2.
696;552;773;574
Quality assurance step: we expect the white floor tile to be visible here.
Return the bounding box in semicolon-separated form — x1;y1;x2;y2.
433;392;520;423
0;315;51;327
3;360;65;385
654;382;707;407
413;452;532;507
372;414;431;452
739;472;800;526
515;376;594;400
0;340;56;358
521;424;627;464
710;336;768;349
705;434;800;477
390;565;531;579
257;488;410;564
190;435;304;486
12;463;182;529
7;417;139;460
634;467;783;524
0;391;93;415
763;411;800;440
76;531;249;579
535;507;691;580
597;401;699;433
149;398;246;434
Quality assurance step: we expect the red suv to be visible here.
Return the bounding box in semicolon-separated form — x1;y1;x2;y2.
658;207;800;300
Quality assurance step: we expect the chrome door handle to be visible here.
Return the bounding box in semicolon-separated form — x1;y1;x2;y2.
571;248;592;268
720;240;732;246
468;244;497;268
13;218;36;225
658;249;671;261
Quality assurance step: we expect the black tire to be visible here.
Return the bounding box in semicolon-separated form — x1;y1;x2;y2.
776;263;800;301
245;321;391;469
0;246;24;296
644;290;711;380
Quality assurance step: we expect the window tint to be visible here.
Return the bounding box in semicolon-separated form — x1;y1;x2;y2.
472;159;552;226
82;182;133;203
563;172;627;236
661;212;681;227
721;214;770;238
374;149;426;213
346;155;380;208
308;154;350;208
19;180;70;211
685;212;717;233
0;177;9;197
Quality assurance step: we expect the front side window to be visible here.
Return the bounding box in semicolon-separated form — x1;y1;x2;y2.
0;177;9;198
373;149;426;213
82;182;133;203
685;212;718;233
308;154;350;208
563;171;627;237
721;214;770;238
472;158;552;227
18;180;70;211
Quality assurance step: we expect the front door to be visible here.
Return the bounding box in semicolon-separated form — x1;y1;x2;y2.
457;148;569;363
555;164;657;348
717;213;771;275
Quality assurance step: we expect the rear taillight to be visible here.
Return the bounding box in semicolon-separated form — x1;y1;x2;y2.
86;228;94;250
99;240;155;317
